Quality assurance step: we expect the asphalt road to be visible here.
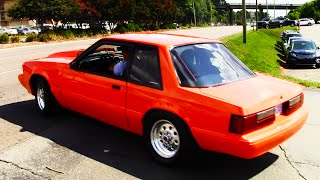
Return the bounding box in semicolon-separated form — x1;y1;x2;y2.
0;26;319;180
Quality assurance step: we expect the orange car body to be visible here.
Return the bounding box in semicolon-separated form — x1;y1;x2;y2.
18;34;308;159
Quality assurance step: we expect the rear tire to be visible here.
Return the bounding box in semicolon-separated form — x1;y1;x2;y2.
35;78;58;115
143;112;197;165
308;23;311;26
265;25;269;29
290;22;295;27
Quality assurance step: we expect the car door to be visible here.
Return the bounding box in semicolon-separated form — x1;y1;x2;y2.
300;19;306;26
59;41;134;129
125;45;164;133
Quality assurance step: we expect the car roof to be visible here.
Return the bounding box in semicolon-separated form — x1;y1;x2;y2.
287;32;300;35
103;33;220;47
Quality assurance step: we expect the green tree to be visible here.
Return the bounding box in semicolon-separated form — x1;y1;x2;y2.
8;0;80;26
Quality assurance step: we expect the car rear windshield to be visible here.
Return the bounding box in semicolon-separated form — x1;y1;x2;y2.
171;43;255;87
286;34;302;41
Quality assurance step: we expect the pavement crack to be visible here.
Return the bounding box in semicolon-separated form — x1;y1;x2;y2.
0;159;49;179
279;145;307;180
291;161;320;168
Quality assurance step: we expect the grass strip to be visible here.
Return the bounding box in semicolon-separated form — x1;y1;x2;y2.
221;27;320;88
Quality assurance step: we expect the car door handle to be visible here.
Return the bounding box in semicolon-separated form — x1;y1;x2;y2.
112;85;121;90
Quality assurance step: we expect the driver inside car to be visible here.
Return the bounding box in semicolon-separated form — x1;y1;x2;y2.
108;46;131;76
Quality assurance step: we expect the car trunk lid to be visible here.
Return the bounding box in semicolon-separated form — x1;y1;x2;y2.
199;74;303;115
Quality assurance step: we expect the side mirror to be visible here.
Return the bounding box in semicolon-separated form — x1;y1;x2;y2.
317;47;320;50
77;50;85;57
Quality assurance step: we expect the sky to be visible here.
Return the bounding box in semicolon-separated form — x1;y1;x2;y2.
226;0;313;17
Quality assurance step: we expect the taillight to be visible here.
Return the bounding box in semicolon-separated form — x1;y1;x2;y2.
229;107;275;134
283;93;304;115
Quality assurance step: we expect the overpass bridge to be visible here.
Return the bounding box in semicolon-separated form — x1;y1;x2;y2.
216;3;302;24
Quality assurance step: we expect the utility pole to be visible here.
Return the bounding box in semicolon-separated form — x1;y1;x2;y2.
193;1;197;26
256;0;258;31
242;0;246;43
266;0;268;16
274;0;275;18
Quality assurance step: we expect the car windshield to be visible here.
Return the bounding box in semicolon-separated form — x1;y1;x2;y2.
292;41;316;50
171;43;255;87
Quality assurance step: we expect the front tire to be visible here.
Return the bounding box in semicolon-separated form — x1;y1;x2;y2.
265;24;269;29
35;78;57;115
144;112;197;164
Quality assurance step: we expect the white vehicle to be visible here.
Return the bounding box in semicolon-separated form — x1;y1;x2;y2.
19;27;39;35
299;18;315;26
0;27;18;36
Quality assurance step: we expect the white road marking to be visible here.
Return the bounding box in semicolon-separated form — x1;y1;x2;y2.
0;69;20;75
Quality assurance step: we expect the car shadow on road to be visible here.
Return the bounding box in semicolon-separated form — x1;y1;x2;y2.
0;100;279;179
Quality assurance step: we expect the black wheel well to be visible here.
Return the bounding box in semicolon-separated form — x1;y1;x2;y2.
142;109;198;145
29;75;46;95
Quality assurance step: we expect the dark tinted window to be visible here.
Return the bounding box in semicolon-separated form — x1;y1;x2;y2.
128;45;162;90
171;43;255;87
292;41;316;50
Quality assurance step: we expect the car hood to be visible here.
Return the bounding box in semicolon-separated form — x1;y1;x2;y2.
291;49;316;55
199;74;302;115
47;49;84;59
30;50;82;65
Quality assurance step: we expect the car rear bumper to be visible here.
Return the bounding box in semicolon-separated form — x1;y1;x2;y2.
191;106;308;159
18;73;32;94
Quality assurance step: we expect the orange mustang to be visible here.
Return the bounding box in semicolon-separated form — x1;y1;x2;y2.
18;34;308;164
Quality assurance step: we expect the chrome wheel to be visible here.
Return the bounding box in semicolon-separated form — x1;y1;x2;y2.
37;85;45;110
150;120;180;159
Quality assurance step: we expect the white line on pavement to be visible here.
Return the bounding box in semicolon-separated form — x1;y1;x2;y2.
0;38;99;51
0;69;20;75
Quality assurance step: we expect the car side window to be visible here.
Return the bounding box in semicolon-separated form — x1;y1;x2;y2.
128;45;163;90
75;42;133;79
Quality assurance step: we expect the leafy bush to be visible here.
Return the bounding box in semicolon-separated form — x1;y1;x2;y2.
160;23;177;29
73;29;87;37
0;34;10;44
114;25;128;33
25;33;38;42
38;33;57;42
60;30;75;39
114;23;142;33
10;36;20;43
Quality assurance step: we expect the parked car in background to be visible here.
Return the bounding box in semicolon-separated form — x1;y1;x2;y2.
18;33;308;164
18;27;39;35
280;30;295;41
317;20;320;24
250;21;256;27
0;27;18;36
284;36;304;50
299;18;315;26
283;31;302;44
279;18;297;27
257;18;283;29
285;39;320;68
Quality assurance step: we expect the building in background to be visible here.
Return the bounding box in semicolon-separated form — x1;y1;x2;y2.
0;0;35;27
